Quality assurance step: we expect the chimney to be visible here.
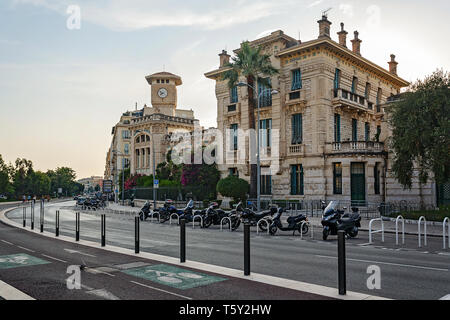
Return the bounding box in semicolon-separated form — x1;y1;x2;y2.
219;50;231;68
388;54;398;75
351;31;362;55
337;22;348;47
317;14;332;39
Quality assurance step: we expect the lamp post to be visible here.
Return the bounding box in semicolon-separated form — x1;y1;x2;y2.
237;81;278;211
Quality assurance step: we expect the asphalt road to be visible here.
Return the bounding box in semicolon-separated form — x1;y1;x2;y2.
5;201;450;300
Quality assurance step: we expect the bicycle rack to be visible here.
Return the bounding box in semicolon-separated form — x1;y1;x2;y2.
256;219;270;235
220;217;232;231
149;211;160;223
299;221;313;240
369;218;384;243
395;215;405;245
418;216;427;247
192;215;203;229
169;213;180;225
443;217;449;249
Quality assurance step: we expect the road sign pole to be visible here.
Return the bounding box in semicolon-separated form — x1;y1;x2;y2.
135;216;140;254
338;230;347;295
180;219;186;263
244;223;250;276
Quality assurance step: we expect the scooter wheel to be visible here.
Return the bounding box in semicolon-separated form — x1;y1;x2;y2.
323;229;329;241
269;225;277;236
300;224;309;235
348;227;358;238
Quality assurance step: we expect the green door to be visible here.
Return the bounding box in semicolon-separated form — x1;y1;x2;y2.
351;163;366;206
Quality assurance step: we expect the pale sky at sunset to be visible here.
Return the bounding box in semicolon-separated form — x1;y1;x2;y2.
0;0;449;179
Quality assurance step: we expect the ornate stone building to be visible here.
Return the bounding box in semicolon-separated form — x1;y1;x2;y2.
105;72;199;192
205;15;436;206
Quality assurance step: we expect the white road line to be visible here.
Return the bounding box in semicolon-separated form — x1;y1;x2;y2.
130;280;192;300
86;268;115;277
439;294;450;300
1;240;14;245
0;280;34;300
41;254;68;263
17;246;35;253
316;255;449;272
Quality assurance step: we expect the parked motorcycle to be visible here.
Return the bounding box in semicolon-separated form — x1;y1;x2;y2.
155;199;181;223
321;201;361;240
269;207;308;236
238;205;278;232
139;201;152;221
178;200;206;225
202;202;239;230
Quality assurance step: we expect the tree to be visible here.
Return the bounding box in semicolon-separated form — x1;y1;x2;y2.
217;176;249;202
94;184;101;192
221;41;279;198
12;158;34;197
29;171;51;196
156;151;182;181
0;155;14;197
386;69;450;189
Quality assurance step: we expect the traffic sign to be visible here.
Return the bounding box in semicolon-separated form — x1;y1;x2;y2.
103;180;113;193
154;179;159;189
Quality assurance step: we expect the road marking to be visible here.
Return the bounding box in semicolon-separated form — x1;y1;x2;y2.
1;240;14;245
357;243;371;246
439;294;450;300
64;249;96;257
0;280;34;300
86;288;120;300
316;255;449;272
17;246;35;253
41;254;67;263
130;280;192;300
85;268;115;277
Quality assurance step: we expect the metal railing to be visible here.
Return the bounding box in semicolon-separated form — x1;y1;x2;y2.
369;218;384;243
395;215;405;245
443;217;449;249
418;216;427;247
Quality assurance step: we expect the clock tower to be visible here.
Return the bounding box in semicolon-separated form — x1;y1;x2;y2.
145;71;182;116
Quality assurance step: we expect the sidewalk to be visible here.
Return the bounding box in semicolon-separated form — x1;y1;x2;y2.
106;202;141;213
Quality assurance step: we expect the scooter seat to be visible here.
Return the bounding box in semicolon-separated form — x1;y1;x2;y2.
287;215;305;223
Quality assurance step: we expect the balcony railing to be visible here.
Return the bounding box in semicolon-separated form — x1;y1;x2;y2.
327;141;385;154
332;88;374;112
287;144;304;156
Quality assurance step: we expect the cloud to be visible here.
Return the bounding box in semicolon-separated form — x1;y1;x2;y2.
308;0;323;8
339;3;354;17
11;0;300;31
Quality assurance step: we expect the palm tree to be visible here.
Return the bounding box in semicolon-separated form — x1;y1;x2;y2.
221;41;279;199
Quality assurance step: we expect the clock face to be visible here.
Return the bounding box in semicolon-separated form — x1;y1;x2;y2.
158;88;168;98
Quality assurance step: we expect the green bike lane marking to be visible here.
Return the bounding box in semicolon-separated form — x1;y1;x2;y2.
0;253;50;269
122;264;227;290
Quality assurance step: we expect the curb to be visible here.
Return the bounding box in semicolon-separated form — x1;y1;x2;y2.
0;205;390;301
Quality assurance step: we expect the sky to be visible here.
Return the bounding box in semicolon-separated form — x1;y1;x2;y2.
0;0;449;179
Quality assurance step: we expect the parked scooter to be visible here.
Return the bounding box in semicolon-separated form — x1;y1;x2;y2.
202;202;239;229
239;204;278;232
156;199;181;223
269;207;308;236
139;201;152;221
178;200;206;225
321;201;361;240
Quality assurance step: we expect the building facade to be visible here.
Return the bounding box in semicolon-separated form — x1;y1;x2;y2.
105;72;199;192
205;15;436;206
78;176;104;193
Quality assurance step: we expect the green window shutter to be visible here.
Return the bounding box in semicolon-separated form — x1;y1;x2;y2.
291;69;302;91
291;114;302;144
334;114;341;142
334;69;340;90
230;86;238;103
365;123;370;142
352;119;358;141
291;165;297;195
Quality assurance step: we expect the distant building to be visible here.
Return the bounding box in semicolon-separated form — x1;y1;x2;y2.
78;176;104;193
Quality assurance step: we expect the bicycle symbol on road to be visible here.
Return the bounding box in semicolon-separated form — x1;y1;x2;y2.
144;269;204;284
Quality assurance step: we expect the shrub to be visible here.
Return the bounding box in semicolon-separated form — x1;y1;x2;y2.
216;176;249;202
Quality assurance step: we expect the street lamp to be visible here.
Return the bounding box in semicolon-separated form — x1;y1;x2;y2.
237;81;279;211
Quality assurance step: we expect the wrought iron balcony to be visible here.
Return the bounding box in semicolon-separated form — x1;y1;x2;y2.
332;88;374;113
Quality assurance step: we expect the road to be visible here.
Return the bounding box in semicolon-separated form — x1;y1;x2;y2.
4;201;450;300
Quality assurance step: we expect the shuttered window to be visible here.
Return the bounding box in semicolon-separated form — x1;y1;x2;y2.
291;69;302;91
291;113;302;145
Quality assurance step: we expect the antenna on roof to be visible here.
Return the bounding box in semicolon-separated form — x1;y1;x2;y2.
322;7;332;17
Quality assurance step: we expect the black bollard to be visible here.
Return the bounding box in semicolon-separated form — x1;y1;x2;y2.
244;223;250;276
55;210;59;237
101;214;106;247
31;203;34;230
40;201;44;233
180;219;186;263
135;216;140;254
23;207;26;228
75;212;80;241
338;230;347;295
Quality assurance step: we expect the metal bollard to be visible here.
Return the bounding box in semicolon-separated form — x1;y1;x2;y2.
23;207;26;228
31;204;34;230
244;223;250;276
101;214;106;247
135;216;140;254
180;219;186;263
75;212;80;241
338;230;346;295
55;210;60;237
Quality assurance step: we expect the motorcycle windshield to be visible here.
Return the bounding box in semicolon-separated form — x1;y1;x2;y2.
186;200;194;209
323;201;339;216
